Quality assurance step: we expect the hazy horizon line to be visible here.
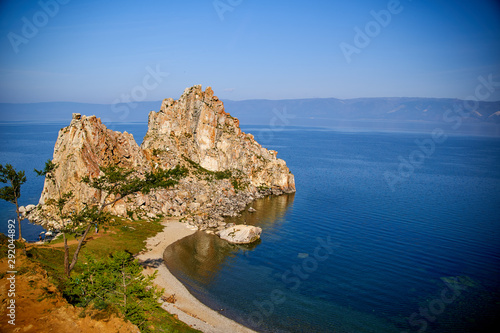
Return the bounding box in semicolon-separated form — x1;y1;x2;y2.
1;96;500;105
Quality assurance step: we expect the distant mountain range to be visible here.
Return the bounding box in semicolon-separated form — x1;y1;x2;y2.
1;97;499;135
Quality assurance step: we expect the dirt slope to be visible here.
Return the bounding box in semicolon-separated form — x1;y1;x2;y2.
0;254;140;333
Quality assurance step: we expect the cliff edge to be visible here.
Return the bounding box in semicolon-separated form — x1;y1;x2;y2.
143;85;294;192
32;85;295;230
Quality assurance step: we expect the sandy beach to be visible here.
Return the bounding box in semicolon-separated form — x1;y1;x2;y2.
137;219;257;333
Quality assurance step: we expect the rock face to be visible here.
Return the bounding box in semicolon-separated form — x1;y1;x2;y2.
217;225;262;244
30;85;295;231
37;115;150;220
142;85;295;191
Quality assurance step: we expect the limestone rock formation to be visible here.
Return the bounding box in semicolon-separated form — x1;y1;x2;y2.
37;114;150;222
142;85;295;192
217;225;262;244
29;85;295;231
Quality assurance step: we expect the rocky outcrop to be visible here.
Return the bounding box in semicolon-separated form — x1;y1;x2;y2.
217;225;262;244
29;85;295;231
35;114;150;223
142;85;295;192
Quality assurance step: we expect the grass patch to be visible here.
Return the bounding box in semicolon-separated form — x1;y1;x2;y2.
149;308;201;332
214;169;232;180
0;233;24;260
183;155;251;192
29;217;164;277
0;233;10;260
26;246;66;287
79;217;163;258
182;156;233;181
47;232;78;245
25;217;200;332
231;178;248;192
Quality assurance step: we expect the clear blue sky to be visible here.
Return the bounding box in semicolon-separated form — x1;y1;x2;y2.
0;0;499;103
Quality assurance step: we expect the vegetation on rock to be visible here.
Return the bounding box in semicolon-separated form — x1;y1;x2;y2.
20;217;200;332
35;160;187;277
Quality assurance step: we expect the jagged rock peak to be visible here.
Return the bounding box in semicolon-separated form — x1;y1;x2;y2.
38;115;149;215
142;85;295;192
31;85;295;230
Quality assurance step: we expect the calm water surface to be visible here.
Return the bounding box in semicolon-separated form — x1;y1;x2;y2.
165;127;500;333
1;123;499;332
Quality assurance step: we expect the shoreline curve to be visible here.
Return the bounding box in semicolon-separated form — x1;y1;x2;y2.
136;218;257;333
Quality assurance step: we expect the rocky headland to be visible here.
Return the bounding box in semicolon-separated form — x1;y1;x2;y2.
26;85;295;236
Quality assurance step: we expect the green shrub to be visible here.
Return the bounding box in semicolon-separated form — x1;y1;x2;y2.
183;156;232;181
64;251;163;332
151;148;163;157
214;170;232;180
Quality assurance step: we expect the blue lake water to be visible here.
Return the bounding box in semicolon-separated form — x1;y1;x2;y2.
164;127;500;333
1;123;499;332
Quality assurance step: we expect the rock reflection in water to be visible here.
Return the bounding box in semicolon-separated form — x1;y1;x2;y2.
164;231;260;284
163;193;295;284
225;192;295;230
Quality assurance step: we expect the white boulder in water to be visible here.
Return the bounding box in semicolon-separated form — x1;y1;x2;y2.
217;225;262;244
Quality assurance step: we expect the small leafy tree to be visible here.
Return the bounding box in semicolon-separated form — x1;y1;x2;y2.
36;161;187;277
65;251;163;332
0;164;27;240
